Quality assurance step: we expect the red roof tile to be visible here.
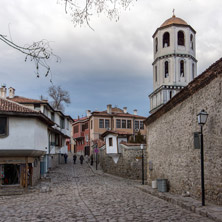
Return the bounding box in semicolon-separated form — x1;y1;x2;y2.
0;98;39;113
8;96;47;104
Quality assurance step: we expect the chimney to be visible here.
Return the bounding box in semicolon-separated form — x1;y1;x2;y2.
123;107;127;114
8;87;15;98
0;84;7;99
86;110;91;117
107;104;112;114
133;109;138;115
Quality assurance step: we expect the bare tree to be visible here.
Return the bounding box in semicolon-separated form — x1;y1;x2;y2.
0;34;60;80
48;85;71;112
60;0;136;29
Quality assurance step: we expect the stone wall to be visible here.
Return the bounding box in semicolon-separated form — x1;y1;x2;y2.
32;160;41;186
146;72;222;205
49;154;59;169
99;144;147;181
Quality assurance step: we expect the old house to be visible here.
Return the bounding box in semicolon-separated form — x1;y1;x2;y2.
0;95;53;187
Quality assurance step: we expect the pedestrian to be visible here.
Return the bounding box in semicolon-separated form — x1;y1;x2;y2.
64;153;68;164
73;154;77;164
80;155;84;164
90;155;93;166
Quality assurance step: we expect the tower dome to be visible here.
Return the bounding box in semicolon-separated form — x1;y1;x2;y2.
160;15;188;28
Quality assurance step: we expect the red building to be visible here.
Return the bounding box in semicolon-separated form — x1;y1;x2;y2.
73;117;90;155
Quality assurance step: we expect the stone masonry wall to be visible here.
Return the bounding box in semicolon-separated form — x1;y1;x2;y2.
146;75;222;205
32;160;41;186
99;145;147;181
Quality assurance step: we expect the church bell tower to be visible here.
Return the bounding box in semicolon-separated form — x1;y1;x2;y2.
149;13;197;114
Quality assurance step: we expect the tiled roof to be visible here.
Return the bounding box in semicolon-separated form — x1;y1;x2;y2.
101;130;132;138
8;96;47;104
91;111;146;119
160;15;188;28
145;57;222;126
0;98;39;114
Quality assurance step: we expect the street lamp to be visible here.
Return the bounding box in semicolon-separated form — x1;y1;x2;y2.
141;144;144;185
197;109;208;206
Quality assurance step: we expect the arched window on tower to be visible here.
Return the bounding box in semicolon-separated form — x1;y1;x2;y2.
192;63;195;79
163;32;170;48
155;38;158;53
155;66;157;82
190;34;194;50
180;60;185;77
164;61;169;78
178;31;185;46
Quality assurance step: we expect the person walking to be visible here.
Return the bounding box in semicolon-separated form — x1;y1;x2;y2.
73;154;77;164
90;155;94;166
80;155;84;165
64;153;68;164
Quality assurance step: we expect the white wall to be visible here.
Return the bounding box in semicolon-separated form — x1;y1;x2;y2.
0;117;48;151
106;134;118;154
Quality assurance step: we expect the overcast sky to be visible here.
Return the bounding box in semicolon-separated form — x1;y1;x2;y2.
0;0;222;118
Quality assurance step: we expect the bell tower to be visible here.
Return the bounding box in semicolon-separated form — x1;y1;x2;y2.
149;13;197;114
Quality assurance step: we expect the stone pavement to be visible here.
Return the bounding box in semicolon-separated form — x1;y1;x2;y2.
0;160;219;222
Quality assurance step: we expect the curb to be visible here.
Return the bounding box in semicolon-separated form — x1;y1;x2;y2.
135;185;222;222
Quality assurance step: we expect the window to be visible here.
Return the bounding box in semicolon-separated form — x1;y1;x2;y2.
127;120;131;129
60;117;65;129
85;122;88;129
164;61;169;78
180;60;185;77
155;66;157;82
135;120;139;130
178;31;185;46
192;63;195;79
163;32;170;47
105;119;110;129
190;34;194;50
99;119;104;128
155;38;158;52
34;104;40;110
0;117;8;137
122;120;126;128
51;112;54;122
109;137;113;146
67;120;69;130
140;121;144;130
74;125;79;133
116;119;121;128
91;120;93;129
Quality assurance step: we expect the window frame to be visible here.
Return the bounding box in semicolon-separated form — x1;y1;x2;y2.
163;32;170;48
127;120;131;129
180;60;185;77
99;119;104;128
105;119;110;129
178;31;185;46
164;61;169;78
0;117;9;138
109;137;113;147
116;119;121;128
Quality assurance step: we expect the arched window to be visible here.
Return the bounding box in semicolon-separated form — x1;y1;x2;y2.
192;63;195;79
178;31;185;46
180;60;185;77
155;66;157;82
164;61;169;78
163;32;170;48
190;34;194;50
155;38;158;52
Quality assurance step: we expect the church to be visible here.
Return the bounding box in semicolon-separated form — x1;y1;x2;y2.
145;13;222;205
149;12;197;113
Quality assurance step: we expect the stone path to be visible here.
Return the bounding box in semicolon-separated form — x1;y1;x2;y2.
0;160;215;222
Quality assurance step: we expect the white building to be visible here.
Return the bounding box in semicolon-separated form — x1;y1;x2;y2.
0;96;54;187
149;13;197;113
2;85;73;178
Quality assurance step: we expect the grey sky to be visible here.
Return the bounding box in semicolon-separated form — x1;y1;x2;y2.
0;0;222;118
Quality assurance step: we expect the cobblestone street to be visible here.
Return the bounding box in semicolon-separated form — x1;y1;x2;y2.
0;160;214;222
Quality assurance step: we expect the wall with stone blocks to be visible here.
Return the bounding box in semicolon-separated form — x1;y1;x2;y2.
99;144;147;181
146;74;222;205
